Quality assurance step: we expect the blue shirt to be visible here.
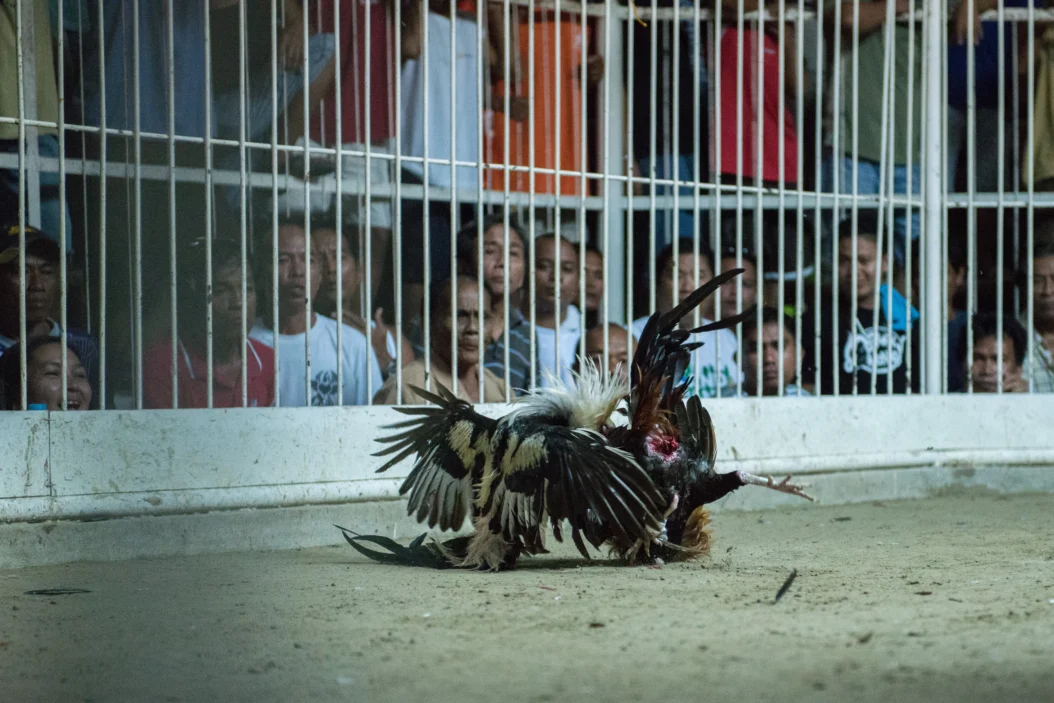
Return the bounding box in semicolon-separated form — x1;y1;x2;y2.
947;0;1032;109
83;0;211;138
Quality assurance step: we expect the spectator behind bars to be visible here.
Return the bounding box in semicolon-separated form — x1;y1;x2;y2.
454;215;533;395
312;222;414;382
375;275;506;405
719;247;759;316
0;1;73;253
939;234;970;392
959;312;1028;393
533;234;582;389
0;337;93;411
249;216;382;406
307;0;400;308
823;0;922;268
583;246;605;331
577;323;631;386
720;307;809;398
1019;224;1054;392
0;222;99;407
631;239;739;398
143;237;275;409
815;212;921;395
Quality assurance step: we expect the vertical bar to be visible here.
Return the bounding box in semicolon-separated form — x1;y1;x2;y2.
581;0;591;369
755;0;765;396
870;0;895;397
132;0;145;408
710;0;720;400
98;0;108;407
448;0;458;396
905;0;916;393
202;1;215;409
923;0;945;394
58;0;69;407
734;0;744;398
394;0;405;403
777;0;787;395
528;0;537;390
1026;1;1035;392
15;0;28;409
168;0;178;407
501;0;512;402
239;0;249;406
301;0;313;405
422;0;432;394
965;0;976;394
1012;21;1020;317
850;0;861;397
625;0;635;371
813;0;824;396
334;0;344;405
649;0;658;316
830;0;843;396
364;0;374;404
78;0;92;336
271;0;282;407
794;0;805;393
996;0;1005;393
476;0;485;400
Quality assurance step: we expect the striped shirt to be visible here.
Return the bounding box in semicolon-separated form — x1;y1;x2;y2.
484;307;533;397
1020;315;1054;393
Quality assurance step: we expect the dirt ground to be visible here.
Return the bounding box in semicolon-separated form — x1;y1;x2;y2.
3;491;1054;703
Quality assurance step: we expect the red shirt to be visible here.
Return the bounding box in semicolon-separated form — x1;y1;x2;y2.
718;28;798;185
143;337;275;409
310;0;396;145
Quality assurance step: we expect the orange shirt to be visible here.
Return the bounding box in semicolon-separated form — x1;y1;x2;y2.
484;11;589;196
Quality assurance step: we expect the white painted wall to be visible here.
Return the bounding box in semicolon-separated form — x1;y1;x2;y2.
2;395;1052;524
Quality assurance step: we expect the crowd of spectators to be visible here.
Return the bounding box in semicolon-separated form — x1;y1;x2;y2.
2;0;1054;410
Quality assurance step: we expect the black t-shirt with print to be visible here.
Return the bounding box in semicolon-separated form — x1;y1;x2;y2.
814;300;921;396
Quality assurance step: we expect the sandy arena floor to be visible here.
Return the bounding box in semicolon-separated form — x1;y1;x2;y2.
3;490;1054;702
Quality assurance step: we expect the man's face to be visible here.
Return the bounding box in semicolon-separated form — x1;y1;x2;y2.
838;235;885;303
534;237;579;313
584;250;604;312
743;321;799;396
1034;255;1054;323
276;224;321;310
313;228;360;310
211;263;256;336
585;324;629;383
480;225;525;299
970;334;1021;393
25;342;92;411
948;263;966;312
719;256;757;316
0;252;59;325
659;252;715;319
434;282;488;369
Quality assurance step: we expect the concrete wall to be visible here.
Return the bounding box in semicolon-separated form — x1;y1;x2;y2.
2;395;1052;567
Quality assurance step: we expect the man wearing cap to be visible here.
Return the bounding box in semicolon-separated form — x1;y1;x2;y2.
0;221;99;406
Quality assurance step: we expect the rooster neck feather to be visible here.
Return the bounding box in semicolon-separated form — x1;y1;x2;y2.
512;357;628;430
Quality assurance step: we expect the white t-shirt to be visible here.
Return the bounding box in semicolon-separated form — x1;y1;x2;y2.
250;314;383;406
631;315;740;398
536;305;582;389
400;11;481;190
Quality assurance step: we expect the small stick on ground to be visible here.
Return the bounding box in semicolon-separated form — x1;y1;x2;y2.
774;569;798;603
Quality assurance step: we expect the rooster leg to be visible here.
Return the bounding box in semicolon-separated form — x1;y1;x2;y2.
657;492;680;541
736;472;815;502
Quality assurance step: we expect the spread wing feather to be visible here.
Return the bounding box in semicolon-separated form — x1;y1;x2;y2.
372;383;497;532
495;421;667;551
674;395;718;471
629;269;756;435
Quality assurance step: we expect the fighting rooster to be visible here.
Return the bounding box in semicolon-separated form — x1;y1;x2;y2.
338;269;813;571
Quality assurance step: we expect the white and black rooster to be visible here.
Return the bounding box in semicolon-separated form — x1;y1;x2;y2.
338;269;813;571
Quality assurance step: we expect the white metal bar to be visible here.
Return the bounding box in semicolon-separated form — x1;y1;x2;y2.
813;0;823;396
271;0;282;407
58;0;69;408
98;0;109;407
394;0;405;404
1026;1;1036;392
133;0;145;408
168;0;178;407
15;0;28;409
334;0;344;406
448;0;458;397
997;0;1006;393
923;0;945;394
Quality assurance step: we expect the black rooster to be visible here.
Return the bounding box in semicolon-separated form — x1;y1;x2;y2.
338;269;813;570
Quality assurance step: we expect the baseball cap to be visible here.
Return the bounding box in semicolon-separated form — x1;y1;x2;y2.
0;221;61;266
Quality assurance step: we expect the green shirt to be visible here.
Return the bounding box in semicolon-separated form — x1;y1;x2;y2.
837;15;924;166
0;0;58;140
